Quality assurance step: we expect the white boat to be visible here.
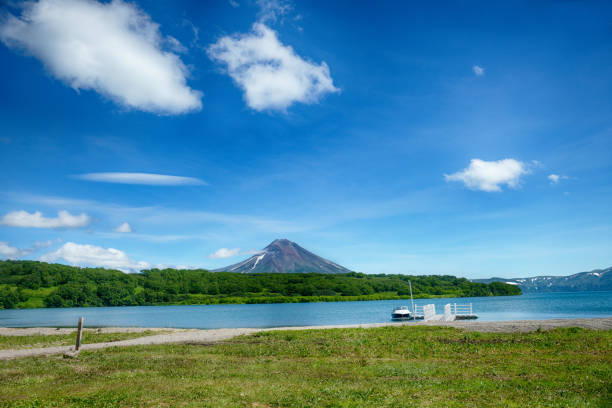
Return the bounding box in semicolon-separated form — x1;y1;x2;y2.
391;306;413;320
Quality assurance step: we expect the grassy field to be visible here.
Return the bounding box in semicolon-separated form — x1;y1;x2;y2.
0;326;610;407
0;330;166;350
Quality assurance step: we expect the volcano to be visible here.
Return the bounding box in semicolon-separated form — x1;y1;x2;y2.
214;239;351;274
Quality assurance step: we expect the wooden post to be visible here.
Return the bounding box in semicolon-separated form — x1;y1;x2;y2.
75;317;84;351
409;280;415;320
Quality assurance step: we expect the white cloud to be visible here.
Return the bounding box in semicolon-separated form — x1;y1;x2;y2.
0;0;202;114
0;210;90;228
209;247;242;259
152;263;191;270
229;0;240;8
473;65;484;76
208;23;338;111
445;159;528;192
548;174;568;184
41;242;150;272
75;172;206;186
0;242;23;259
34;239;61;249
115;222;132;233
208;247;262;259
0;239;59;259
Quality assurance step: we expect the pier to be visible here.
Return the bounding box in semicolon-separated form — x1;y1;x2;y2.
413;303;477;321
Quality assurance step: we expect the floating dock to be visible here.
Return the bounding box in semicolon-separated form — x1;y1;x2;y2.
396;281;478;322
412;303;477;322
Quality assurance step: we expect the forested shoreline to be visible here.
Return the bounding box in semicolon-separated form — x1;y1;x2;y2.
0;260;521;309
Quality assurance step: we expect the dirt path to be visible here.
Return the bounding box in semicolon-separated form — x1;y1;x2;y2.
1;317;610;360
0;327;180;337
0;328;259;360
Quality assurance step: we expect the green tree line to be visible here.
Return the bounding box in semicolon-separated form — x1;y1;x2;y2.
0;260;521;309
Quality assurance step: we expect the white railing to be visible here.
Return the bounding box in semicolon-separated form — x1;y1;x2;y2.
444;303;452;321
449;303;473;316
412;303;473;321
423;304;436;321
413;305;423;317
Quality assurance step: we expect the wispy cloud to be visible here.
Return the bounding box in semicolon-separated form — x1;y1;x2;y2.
0;239;60;259
0;0;202;114
166;35;187;54
209;247;241;259
5;192;308;234
41;242;149;272
548;174;568;184
4;189;453;240
208;23;338;111
208;247;260;259
0;210;90;228
98;232;209;243
74;172;207;186
114;222;132;233
445;159;528;192
4;192;154;218
473;65;485;76
256;0;292;23
5;190;447;237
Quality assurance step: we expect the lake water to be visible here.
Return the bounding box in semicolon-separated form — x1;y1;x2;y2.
0;291;610;329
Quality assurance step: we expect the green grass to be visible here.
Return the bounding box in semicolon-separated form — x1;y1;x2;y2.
0;326;610;407
0;330;166;350
14;287;57;309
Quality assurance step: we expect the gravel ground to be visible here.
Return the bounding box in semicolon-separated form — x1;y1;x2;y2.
1;317;610;360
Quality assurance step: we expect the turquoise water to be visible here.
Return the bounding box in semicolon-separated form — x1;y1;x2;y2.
0;291;610;329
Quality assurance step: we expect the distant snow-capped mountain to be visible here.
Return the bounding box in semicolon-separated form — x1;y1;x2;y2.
214;239;351;274
473;266;612;292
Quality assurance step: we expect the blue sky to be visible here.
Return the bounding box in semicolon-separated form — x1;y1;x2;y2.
1;0;611;278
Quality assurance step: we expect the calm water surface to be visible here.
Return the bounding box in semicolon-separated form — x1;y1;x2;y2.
0;291;610;329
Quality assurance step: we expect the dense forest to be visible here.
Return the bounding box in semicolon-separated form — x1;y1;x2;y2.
0;260;521;309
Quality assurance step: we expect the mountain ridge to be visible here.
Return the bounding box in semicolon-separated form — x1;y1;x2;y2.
472;266;612;292
213;239;351;274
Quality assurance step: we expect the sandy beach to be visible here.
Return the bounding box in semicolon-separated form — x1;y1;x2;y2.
1;317;610;360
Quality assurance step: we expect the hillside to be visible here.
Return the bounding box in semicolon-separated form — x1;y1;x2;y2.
473;266;612;292
0;260;520;309
214;239;351;274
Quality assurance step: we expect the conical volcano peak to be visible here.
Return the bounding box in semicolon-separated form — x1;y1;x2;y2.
214;239;351;274
266;238;293;248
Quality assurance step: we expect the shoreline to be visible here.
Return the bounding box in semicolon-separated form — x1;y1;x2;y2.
5;290;612;312
1;315;612;335
0;292;522;310
1;317;611;360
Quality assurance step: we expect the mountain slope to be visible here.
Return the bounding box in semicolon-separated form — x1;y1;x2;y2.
214;239;351;274
473;266;612;292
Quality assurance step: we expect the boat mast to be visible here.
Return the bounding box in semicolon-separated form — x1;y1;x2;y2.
409;280;415;320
